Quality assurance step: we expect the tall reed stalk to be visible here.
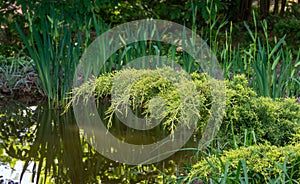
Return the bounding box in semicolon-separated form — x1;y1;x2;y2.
16;7;92;107
221;12;300;98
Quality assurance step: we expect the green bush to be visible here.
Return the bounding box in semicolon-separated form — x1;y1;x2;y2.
268;3;300;51
273;17;300;50
254;97;300;146
193;73;300;148
187;143;300;183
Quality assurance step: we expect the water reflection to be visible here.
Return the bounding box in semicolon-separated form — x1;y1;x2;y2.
0;101;197;183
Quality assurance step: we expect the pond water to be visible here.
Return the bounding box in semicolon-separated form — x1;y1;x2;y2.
0;100;200;184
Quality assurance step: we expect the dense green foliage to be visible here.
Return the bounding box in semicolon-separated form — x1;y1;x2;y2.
1;0;299;104
221;86;300;147
187;143;300;183
219;14;300;99
1;0;300;182
68;68;300;182
70;67;207;133
69;68;300;147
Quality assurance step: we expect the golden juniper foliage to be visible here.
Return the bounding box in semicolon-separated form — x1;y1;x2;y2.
68;67;211;133
68;67;300;182
187;143;300;182
105;67;206;132
67;67;300;147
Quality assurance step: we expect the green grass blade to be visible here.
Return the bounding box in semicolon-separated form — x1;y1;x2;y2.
241;160;249;183
269;35;286;60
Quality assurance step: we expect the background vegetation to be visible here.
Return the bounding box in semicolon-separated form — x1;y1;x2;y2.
0;0;299;183
1;0;299;104
69;67;300;183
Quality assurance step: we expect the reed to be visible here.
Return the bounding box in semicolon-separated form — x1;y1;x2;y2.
220;12;300;98
16;6;93;107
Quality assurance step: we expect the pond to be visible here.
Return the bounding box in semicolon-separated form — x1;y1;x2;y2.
0;100;200;184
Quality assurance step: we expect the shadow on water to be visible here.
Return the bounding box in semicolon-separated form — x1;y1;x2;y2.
0;100;198;184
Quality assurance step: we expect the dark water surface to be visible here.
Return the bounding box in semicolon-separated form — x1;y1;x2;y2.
0;100;199;184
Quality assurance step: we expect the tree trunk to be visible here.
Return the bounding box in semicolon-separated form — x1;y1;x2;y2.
273;0;279;14
280;0;287;16
267;0;271;13
228;0;252;21
238;0;252;21
260;0;270;18
246;0;253;20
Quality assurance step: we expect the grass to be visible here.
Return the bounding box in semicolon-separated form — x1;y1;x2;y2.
219;12;300;99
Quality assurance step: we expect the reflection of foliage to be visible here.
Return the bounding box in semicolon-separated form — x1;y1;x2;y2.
0;102;182;183
0;144;13;165
0;102;37;160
